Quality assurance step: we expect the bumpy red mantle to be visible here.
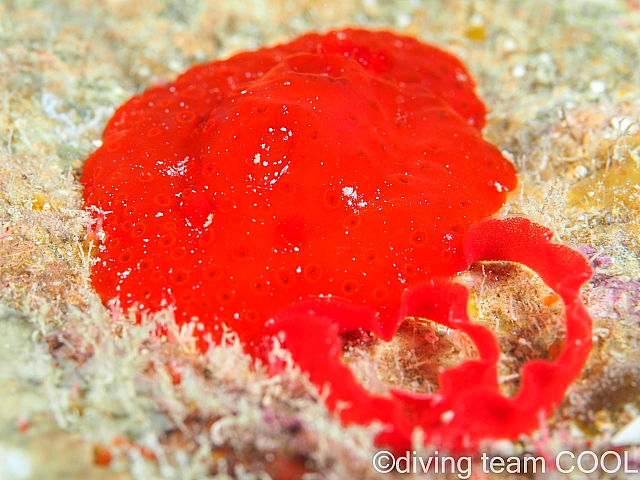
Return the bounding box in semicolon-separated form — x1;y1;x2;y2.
82;29;592;451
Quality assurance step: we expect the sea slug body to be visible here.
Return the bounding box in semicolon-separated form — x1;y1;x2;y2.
82;29;593;451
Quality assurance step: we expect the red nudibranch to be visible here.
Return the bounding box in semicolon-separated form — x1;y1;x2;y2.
81;29;593;451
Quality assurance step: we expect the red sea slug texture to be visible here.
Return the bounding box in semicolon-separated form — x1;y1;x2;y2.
82;29;592;451
82;29;516;343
